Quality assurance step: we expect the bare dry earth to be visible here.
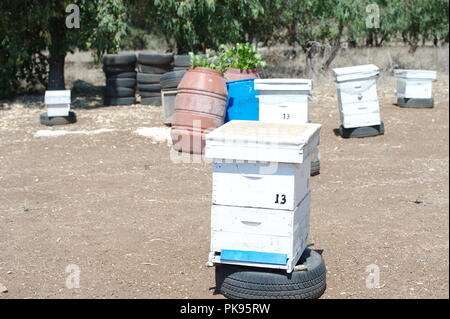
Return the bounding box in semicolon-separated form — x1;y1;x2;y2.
0;60;448;299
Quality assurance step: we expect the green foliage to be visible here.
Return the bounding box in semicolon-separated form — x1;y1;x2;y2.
136;0;265;54
0;0;128;98
188;51;227;72
218;43;267;70
1;0;448;98
394;0;449;52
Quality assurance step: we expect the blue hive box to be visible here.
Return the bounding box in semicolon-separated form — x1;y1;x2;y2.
225;79;259;123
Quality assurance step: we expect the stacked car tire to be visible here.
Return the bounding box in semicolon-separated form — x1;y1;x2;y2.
137;53;174;106
103;54;137;106
173;55;192;71
160;70;187;90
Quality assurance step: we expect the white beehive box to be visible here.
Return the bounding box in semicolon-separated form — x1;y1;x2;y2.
205;121;321;272
205;120;321;164
394;69;437;99
332;64;381;128
45;90;71;117
255;78;320;171
212;156;311;210
255;79;312;123
209;192;311;273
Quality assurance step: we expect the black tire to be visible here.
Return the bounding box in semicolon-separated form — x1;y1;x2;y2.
141;97;162;106
310;160;320;176
137;73;162;84
138;64;172;74
137;83;161;91
104;96;136;106
215;248;326;299
339;122;384;138
137;53;173;65
138;90;161;98
103;53;137;66
106;78;136;88
103;65;135;74
104;86;135;98
174;55;191;67
160;70;186;89
105;71;137;79
40;112;77;126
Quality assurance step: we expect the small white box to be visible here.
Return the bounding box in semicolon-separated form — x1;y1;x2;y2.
45;90;71;117
210;191;311;272
205;121;321;164
333;64;381;128
212;156;311;210
255;79;312;124
394;69;437;99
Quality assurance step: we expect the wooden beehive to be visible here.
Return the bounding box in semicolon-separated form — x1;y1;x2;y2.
332;64;381;128
205;120;321;273
45;90;71;117
394;70;437;107
254;79;312;123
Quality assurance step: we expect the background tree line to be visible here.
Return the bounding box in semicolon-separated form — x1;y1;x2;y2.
0;0;448;99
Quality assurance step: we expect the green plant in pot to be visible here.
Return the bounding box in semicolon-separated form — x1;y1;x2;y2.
188;50;227;72
220;43;267;81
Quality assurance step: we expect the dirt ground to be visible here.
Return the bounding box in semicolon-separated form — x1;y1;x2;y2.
0;54;448;299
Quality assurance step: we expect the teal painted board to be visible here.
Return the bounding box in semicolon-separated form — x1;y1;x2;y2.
221;249;287;265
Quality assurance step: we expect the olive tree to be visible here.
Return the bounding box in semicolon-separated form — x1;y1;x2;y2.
0;0;127;98
135;0;264;54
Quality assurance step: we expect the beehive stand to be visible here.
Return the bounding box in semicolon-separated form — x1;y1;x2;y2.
394;70;437;108
205;120;321;273
333;64;383;138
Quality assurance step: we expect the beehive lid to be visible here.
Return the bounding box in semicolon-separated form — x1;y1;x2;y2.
205;120;321;163
332;64;379;82
254;79;312;92
393;69;437;80
45;90;71;104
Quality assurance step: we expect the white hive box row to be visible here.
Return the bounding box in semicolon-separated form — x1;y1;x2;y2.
332;64;381;129
45;90;71;117
205;120;321;273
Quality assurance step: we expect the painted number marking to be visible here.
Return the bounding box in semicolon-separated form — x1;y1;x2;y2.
275;194;286;204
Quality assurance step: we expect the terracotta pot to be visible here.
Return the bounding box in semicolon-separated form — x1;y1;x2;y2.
224;68;260;81
171;67;227;154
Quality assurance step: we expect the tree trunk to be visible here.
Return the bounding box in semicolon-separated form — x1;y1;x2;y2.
47;15;67;90
47;54;66;90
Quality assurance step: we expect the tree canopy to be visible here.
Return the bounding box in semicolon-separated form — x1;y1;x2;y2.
1;0;448;99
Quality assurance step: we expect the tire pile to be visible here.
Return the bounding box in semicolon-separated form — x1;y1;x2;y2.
102;54;137;106
137;53;174;106
159;55;191;95
173;54;191;71
160;70;187;90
